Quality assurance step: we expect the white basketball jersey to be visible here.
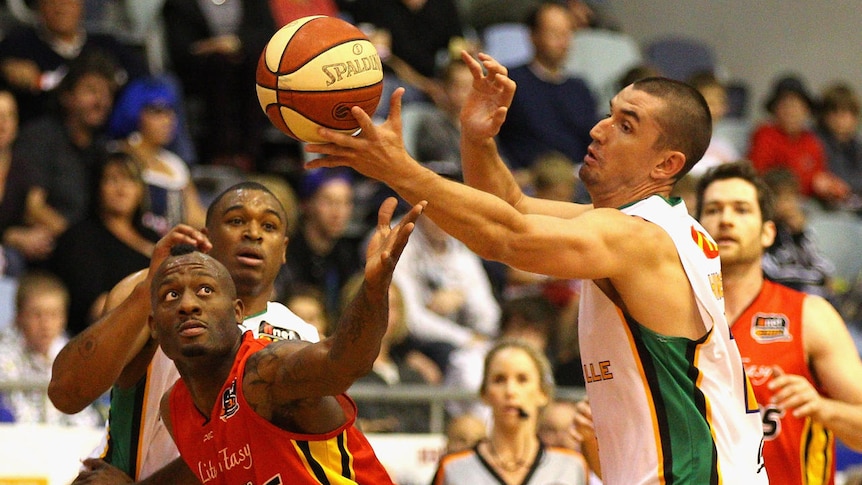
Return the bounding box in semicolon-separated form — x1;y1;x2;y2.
578;196;767;484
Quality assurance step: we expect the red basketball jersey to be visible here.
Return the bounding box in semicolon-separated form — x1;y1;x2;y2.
170;332;395;485
733;279;834;485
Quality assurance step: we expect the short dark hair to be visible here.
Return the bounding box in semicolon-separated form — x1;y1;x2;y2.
524;1;569;31
204;181;286;229
170;243;197;257
95;150;150;230
694;160;774;223
632;77;712;180
56;51;120;95
819;82;860;118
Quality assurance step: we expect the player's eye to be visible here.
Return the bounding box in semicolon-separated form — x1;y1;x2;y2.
198;286;213;296
164;290;179;302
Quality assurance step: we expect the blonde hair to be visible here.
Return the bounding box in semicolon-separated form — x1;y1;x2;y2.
480;339;555;401
16;270;69;312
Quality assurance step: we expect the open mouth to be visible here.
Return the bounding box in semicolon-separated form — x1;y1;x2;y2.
584;146;598;164
236;247;264;267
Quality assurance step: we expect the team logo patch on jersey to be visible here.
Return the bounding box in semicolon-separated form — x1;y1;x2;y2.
220;379;240;422
259;321;301;342
690;226;719;259
750;313;792;343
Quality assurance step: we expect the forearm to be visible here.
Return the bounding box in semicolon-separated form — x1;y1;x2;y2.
48;280;153;413
392;167;528;261
328;280;390;379
460;133;590;217
817;399;862;450
461;134;524;207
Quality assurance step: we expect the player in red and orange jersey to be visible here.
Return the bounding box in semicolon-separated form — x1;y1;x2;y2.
697;161;862;485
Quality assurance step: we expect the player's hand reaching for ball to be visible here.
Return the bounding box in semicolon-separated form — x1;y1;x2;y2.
460;51;516;142
362;197;425;295
305;88;422;188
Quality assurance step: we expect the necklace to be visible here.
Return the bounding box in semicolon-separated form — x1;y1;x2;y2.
486;439;529;472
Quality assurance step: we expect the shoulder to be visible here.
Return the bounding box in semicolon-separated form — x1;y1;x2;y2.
800;292;846;350
592;204;673;244
544;445;587;465
802;292;842;323
249;302;321;343
17;116;63;143
437;448;479;470
508;64;533;80
544;446;589;476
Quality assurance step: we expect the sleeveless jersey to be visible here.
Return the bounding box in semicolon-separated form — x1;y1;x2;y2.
170;332;395;485
95;301;319;479
578;195;767;484
432;444;588;485
734;279;833;485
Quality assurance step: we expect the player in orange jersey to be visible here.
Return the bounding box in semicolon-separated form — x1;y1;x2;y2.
697;160;862;484
153;197;421;485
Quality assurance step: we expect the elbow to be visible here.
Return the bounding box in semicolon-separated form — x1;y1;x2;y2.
47;378;88;415
336;357;377;394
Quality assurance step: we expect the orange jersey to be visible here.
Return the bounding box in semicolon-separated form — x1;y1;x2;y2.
169;332;395;485
733;279;834;485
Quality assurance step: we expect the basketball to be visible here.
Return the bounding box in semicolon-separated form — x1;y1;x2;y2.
255;15;384;144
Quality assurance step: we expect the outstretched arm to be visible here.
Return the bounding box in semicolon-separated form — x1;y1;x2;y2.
244;199;423;404
305;90;628;281
459;52;590;219
49;225;212;413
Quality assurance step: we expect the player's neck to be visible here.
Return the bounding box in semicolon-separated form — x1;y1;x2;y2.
179;344;240;416
240;293;269;317
722;262;765;325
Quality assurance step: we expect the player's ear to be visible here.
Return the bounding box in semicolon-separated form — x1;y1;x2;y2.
761;220;777;249
655;150;686;180
148;314;158;339
234;299;244;324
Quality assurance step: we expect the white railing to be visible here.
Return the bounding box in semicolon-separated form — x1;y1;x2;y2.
0;379;586;433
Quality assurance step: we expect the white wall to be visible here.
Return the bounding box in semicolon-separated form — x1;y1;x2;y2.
608;1;862;123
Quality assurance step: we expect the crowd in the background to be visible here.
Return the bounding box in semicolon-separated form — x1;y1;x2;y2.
1;0;862;483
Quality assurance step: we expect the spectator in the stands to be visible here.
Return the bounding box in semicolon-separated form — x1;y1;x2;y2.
0;270;103;425
816;82;862;206
496;1;598;187
748;74;850;205
14;52;118;245
0;0;147;125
